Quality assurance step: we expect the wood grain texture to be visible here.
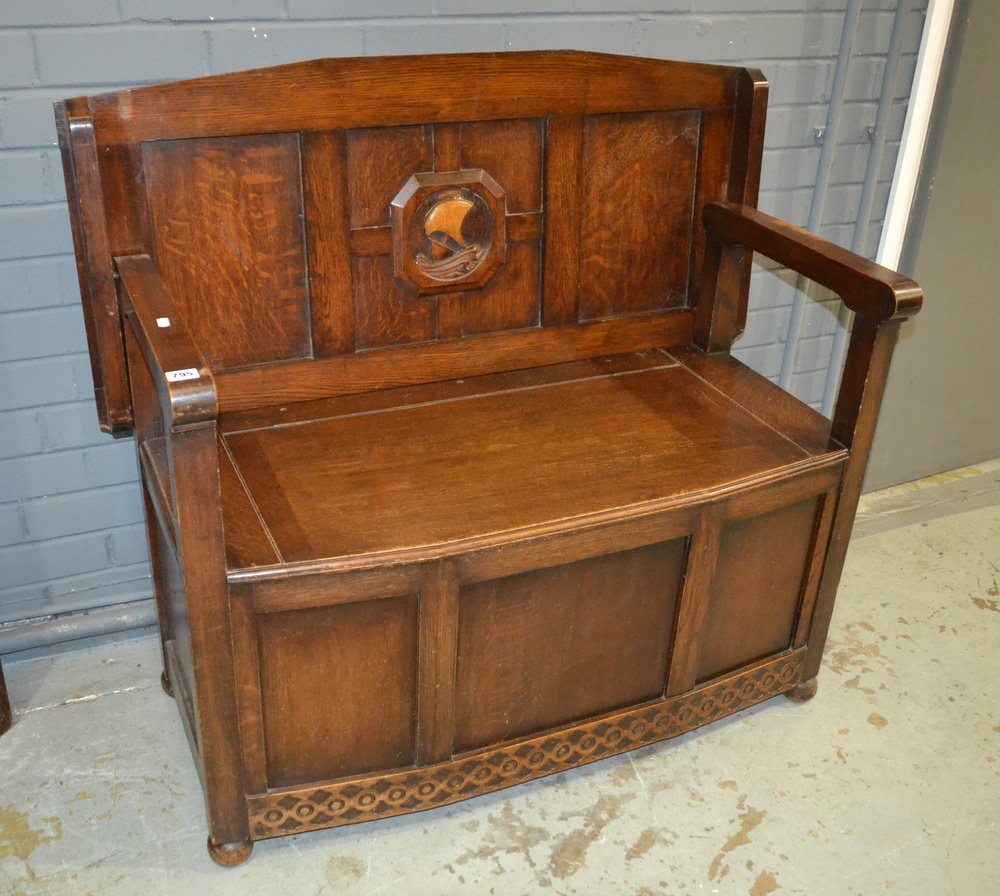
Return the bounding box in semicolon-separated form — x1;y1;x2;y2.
665;508;722;697
695;497;820;683
117;255;218;428
542;115;583;326
346;216;538;258
212;310;694;412
433;122;462;171
138;454;177;700
702;202;922;324
222;364;824;566
353;255;438;349
689;107;733;334
713;68;769;345
459;240;540;335
256;595;419;787
455;540;686;752
792;485;839;649
142;135;311;369
249;566;424;615
670;347;839;456
578;110;700;321
303;130;355;356
217;436;281;570
218;351;673;434
416;562;460;765
87;52;738;144
804;319;905;681
347;125;433;229
694;227;747;352
460;118;543;213
727;69;768;208
168;424;250;851
54;99;132;433
229;587;267;794
99;142;149;259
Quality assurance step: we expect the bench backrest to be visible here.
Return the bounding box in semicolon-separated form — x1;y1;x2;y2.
56;51;767;433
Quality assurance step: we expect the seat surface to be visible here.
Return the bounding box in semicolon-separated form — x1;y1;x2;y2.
214;350;844;573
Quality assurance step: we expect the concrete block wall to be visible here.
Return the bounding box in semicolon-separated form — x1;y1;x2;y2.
0;1;928;635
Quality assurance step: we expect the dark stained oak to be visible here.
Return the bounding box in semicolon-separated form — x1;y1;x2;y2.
454;541;686;752
303;129;355;357
86;52;738;144
578;110;699;320
0;660;12;736
257;595;420;787
142;135;311;370
347;125;433;229
460;118;544;214
785;677;820;703
221;363;831;566
542;114;584;327
54;99;132;434
55;51;922;866
695;497;820;683
459;239;540;336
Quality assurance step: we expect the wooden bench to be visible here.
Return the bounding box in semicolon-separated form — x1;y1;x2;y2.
55;51;922;866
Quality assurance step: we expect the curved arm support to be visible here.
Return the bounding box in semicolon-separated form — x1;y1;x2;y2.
702;201;923;324
115;255;217;429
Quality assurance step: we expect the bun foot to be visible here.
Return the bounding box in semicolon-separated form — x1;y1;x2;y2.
207;836;253;867
160;671;174;698
785;678;819;703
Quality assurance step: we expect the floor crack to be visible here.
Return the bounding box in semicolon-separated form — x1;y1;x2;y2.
18;684;155;715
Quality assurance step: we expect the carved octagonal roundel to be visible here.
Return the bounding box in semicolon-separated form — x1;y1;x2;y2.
391;169;506;296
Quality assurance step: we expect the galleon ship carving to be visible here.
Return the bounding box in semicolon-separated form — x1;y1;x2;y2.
415;190;487;280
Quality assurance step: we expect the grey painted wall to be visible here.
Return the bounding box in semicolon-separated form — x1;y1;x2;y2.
0;1;927;638
866;0;1000;490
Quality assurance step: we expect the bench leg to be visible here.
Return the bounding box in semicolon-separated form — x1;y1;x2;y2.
0;660;12;736
785;677;819;703
207;835;253;867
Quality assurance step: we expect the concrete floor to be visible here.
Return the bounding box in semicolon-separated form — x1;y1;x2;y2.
1;461;999;895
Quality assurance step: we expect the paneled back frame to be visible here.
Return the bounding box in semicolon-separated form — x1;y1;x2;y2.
55;51;766;434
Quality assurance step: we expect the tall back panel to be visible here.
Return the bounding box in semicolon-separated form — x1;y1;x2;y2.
55;52;766;433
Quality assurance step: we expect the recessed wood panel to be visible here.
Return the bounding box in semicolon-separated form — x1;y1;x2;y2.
454;540;686;752
578;110;700;321
142;134;310;369
352;256;437;350
460;240;540;335
346;125;433;229
460;118;544;213
257;595;419;788
695;498;820;683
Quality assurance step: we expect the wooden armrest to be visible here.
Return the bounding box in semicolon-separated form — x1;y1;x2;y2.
115;255;217;428
703;201;922;324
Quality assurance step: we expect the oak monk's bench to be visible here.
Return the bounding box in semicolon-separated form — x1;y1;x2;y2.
55;51;922;865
